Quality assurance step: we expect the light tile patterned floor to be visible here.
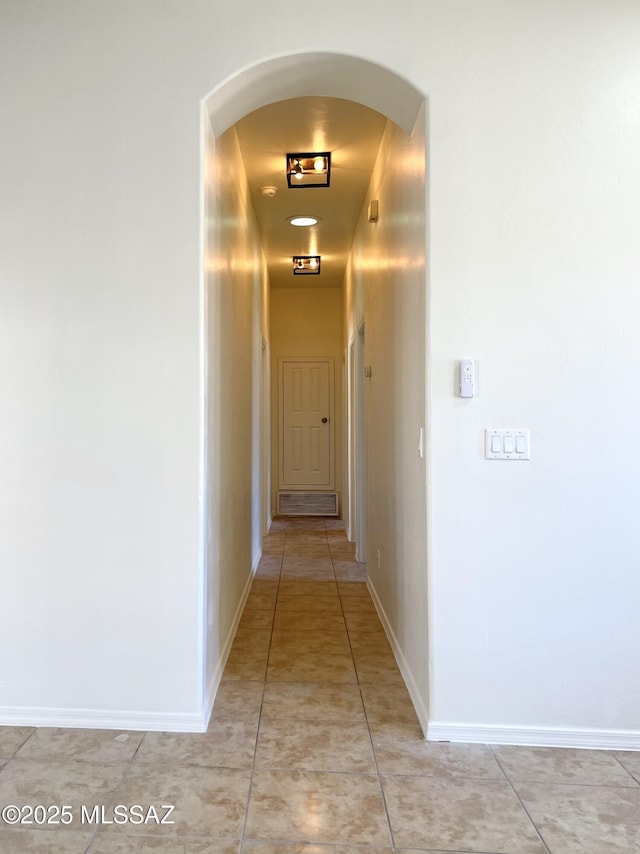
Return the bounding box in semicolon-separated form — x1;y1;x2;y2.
1;518;639;852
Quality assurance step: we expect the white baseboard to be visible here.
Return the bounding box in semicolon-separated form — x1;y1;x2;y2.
0;707;207;733
0;554;262;736
427;722;640;751
202;549;260;728
361;583;640;753
366;578;430;738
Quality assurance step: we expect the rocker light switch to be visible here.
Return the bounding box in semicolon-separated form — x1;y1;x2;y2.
485;429;530;460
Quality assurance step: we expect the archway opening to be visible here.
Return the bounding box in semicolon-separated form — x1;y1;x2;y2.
200;52;430;735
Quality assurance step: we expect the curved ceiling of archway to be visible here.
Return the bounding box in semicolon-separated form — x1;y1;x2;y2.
234;96;388;289
205;54;425;290
204;52;424;137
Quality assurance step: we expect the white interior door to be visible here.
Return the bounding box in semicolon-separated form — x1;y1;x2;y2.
280;359;333;489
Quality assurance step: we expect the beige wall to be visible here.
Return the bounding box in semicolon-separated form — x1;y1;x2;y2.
345;108;429;729
3;2;640;744
204;118;269;712
270;288;344;515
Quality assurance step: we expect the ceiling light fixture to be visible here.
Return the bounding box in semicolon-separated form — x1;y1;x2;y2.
286;152;331;188
288;215;319;227
292;255;321;275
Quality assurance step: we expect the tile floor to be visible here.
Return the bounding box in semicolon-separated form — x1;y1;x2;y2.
1;518;639;853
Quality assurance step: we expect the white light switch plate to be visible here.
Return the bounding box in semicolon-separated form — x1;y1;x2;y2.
485;428;531;460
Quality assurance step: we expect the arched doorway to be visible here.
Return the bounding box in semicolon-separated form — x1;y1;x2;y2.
200;53;430;735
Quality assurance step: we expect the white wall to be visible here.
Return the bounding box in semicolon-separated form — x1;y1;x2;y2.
203;119;269;715
1;0;639;745
270;288;343;512
0;3;205;729
427;6;640;745
344;111;429;730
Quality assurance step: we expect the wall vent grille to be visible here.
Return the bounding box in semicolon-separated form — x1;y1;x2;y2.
277;492;339;516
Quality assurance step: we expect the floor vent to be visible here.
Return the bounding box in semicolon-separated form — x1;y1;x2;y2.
277;491;339;516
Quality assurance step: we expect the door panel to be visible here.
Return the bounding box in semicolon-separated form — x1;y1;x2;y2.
292;427;303;472
280;359;333;488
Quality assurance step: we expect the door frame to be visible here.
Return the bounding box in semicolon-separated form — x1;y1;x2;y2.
261;335;271;535
353;322;367;563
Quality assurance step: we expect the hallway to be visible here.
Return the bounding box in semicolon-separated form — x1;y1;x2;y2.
0;519;639;852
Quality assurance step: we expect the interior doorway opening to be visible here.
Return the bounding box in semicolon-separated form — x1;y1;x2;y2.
201;53;430;735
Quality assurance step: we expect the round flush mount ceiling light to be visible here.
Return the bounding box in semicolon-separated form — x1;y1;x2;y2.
288;215;319;227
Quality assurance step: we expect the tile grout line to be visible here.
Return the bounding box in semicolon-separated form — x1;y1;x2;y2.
267;518;387;849
488;744;553;854
81;725;148;853
331;520;398;854
353;655;399;851
609;750;640;787
240;528;284;852
328;519;396;852
244;518;395;850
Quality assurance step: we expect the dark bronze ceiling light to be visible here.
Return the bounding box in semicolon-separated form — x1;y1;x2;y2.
286;152;331;188
292;255;321;275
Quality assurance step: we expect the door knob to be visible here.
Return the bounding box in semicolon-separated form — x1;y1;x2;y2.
322;417;328;423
